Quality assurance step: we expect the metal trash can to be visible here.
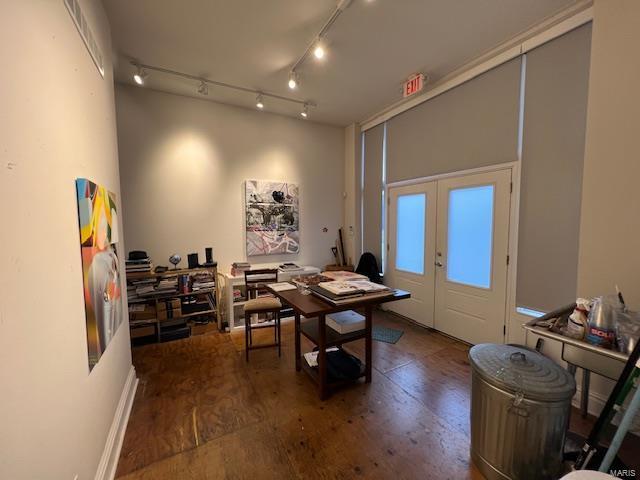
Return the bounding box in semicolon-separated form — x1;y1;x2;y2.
469;344;576;480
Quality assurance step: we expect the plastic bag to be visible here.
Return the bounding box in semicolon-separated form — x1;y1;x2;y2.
615;310;640;354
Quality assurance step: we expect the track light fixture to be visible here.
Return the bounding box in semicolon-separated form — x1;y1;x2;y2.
313;42;325;60
197;80;208;96
288;71;298;90
133;64;147;85
300;103;309;118
287;0;355;89
256;94;264;109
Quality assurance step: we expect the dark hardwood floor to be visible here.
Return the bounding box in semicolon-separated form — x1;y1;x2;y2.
115;310;639;479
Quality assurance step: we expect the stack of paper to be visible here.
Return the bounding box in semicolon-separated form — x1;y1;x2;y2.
304;347;339;367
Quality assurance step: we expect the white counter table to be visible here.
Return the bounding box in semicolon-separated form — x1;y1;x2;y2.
223;266;321;330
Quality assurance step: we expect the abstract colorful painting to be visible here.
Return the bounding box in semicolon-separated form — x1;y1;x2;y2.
76;178;123;371
245;180;300;256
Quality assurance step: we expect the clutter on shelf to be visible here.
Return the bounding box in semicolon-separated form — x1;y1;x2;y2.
125;249;219;345
231;261;251;276
126;250;152;273
530;287;639;354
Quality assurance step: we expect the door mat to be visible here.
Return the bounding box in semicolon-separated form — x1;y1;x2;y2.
372;326;404;344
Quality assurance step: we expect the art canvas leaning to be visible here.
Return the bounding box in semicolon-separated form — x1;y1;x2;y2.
245;180;300;256
76;178;123;371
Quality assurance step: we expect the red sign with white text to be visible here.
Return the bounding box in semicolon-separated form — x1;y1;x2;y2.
403;74;425;98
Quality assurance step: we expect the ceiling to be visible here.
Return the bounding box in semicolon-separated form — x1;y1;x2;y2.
103;0;577;126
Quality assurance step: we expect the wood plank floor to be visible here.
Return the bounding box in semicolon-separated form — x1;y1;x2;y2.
116;310;639;479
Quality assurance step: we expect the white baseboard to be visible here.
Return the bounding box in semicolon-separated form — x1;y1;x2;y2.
94;366;138;480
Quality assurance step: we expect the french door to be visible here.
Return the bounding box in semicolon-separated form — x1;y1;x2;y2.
386;168;512;345
385;181;437;327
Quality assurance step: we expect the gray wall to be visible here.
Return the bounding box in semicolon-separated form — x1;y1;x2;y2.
362;28;591;311
386;58;521;183
0;1;133;478
362;124;385;266
115;85;345;271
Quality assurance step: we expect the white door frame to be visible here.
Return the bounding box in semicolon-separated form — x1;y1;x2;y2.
384;161;521;344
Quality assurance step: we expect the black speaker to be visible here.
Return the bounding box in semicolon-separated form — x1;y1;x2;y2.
188;253;200;269
205;247;213;264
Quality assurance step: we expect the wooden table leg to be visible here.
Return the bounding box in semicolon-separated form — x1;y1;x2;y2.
365;305;373;383
295;312;301;372
318;314;327;400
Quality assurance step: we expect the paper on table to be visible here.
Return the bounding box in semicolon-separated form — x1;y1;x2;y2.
344;280;390;292
268;282;297;292
304;347;339;367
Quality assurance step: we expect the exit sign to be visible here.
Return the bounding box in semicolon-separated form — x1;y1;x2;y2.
403;73;425;98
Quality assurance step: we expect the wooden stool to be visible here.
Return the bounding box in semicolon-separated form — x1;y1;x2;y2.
243;269;282;361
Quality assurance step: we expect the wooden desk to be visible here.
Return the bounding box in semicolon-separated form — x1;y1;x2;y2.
268;287;410;400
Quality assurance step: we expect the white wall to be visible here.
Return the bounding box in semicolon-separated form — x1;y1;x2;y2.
577;0;640;310
114;85;344;272
0;1;132;479
571;0;640;417
342;124;361;267
520;0;640;419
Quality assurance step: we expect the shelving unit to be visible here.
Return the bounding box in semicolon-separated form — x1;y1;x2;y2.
127;266;218;345
223;265;320;330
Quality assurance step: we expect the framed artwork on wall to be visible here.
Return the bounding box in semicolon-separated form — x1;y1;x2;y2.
75;178;123;371
245;180;300;256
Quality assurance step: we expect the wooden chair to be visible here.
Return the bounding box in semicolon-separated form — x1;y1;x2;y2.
243;269;282;361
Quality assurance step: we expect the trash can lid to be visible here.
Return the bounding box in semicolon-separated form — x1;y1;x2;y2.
469;344;576;402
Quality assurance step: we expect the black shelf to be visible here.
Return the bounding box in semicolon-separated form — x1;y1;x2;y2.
299;318;366;348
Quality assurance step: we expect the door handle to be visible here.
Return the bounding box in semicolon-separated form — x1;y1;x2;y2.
435;261;444;267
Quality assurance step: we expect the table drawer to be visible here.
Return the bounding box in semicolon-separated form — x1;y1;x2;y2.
562;343;625;380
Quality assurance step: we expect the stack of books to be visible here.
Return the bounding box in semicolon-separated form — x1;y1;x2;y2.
125;256;152;274
128;303;157;326
310;280;393;306
233;287;245;302
127;277;156;302
326;311;365;334
126;284;137;303
192;271;215;291
231;261;251;276
321;270;368;281
155;277;178;295
278;262;303;273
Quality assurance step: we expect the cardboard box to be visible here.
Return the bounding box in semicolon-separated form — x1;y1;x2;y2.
158;307;182;321
157;299;181;311
130;325;156;339
129;304;157;323
324;264;354;272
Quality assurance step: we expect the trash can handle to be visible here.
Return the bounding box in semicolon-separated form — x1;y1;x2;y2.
510;351;526;363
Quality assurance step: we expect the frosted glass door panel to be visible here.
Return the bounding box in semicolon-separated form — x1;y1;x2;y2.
446;185;494;288
395;194;426;275
435;169;511;345
386;181;436;328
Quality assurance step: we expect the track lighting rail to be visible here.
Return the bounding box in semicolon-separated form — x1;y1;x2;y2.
132;61;316;108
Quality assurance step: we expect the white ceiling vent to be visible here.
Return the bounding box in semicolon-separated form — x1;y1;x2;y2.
64;0;105;77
